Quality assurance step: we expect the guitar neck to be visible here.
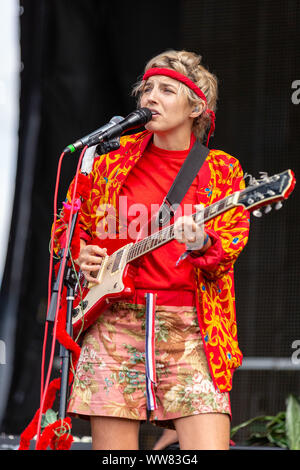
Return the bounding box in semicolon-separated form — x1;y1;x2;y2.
126;190;241;263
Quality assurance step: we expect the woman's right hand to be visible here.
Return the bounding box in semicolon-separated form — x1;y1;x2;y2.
75;241;107;284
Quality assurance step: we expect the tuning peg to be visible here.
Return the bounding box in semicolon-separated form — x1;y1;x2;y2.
264;205;272;214
253;209;263;217
275;201;283;210
259;171;269;181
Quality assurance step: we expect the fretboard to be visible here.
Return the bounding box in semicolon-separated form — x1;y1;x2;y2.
126;190;241;263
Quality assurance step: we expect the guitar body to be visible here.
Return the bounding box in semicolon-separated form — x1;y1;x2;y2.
72;238;138;337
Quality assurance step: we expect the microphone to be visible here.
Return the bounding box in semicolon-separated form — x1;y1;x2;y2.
64;115;124;154
86;108;153;147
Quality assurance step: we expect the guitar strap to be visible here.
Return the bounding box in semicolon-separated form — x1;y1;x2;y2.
157;139;210;226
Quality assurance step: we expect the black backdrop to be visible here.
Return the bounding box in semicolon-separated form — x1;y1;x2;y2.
0;0;299;445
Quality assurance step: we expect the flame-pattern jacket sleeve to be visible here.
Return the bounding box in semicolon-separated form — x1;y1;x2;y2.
188;159;250;280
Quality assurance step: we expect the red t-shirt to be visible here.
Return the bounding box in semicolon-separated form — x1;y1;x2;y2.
118;135;199;306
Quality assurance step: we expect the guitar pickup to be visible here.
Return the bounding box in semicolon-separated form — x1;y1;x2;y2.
111;249;124;274
88;254;109;288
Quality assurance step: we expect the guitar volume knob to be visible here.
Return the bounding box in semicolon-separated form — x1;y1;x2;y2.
72;307;79;318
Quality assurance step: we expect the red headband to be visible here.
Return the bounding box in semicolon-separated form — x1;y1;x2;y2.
142;67;215;146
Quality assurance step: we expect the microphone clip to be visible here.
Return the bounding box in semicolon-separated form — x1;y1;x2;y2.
96;136;121;155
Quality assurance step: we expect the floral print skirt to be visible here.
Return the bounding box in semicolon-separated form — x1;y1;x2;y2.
68;302;231;429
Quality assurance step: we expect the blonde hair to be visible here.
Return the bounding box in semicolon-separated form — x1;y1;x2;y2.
132;49;218;141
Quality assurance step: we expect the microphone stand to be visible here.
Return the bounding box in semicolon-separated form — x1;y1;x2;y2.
46;137;121;422
46;211;79;420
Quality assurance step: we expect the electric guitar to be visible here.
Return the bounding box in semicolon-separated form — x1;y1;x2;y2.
71;169;296;337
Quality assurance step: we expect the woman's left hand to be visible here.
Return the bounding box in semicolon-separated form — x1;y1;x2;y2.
174;204;206;251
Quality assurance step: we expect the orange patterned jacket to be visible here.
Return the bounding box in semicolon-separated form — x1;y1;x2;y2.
53;130;250;392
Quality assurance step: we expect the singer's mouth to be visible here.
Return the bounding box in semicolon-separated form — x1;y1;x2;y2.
149;109;160;116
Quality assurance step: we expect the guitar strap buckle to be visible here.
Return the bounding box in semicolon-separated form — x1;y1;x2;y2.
156;198;179;227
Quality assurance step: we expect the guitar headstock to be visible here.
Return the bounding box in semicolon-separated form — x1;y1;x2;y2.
238;170;296;216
